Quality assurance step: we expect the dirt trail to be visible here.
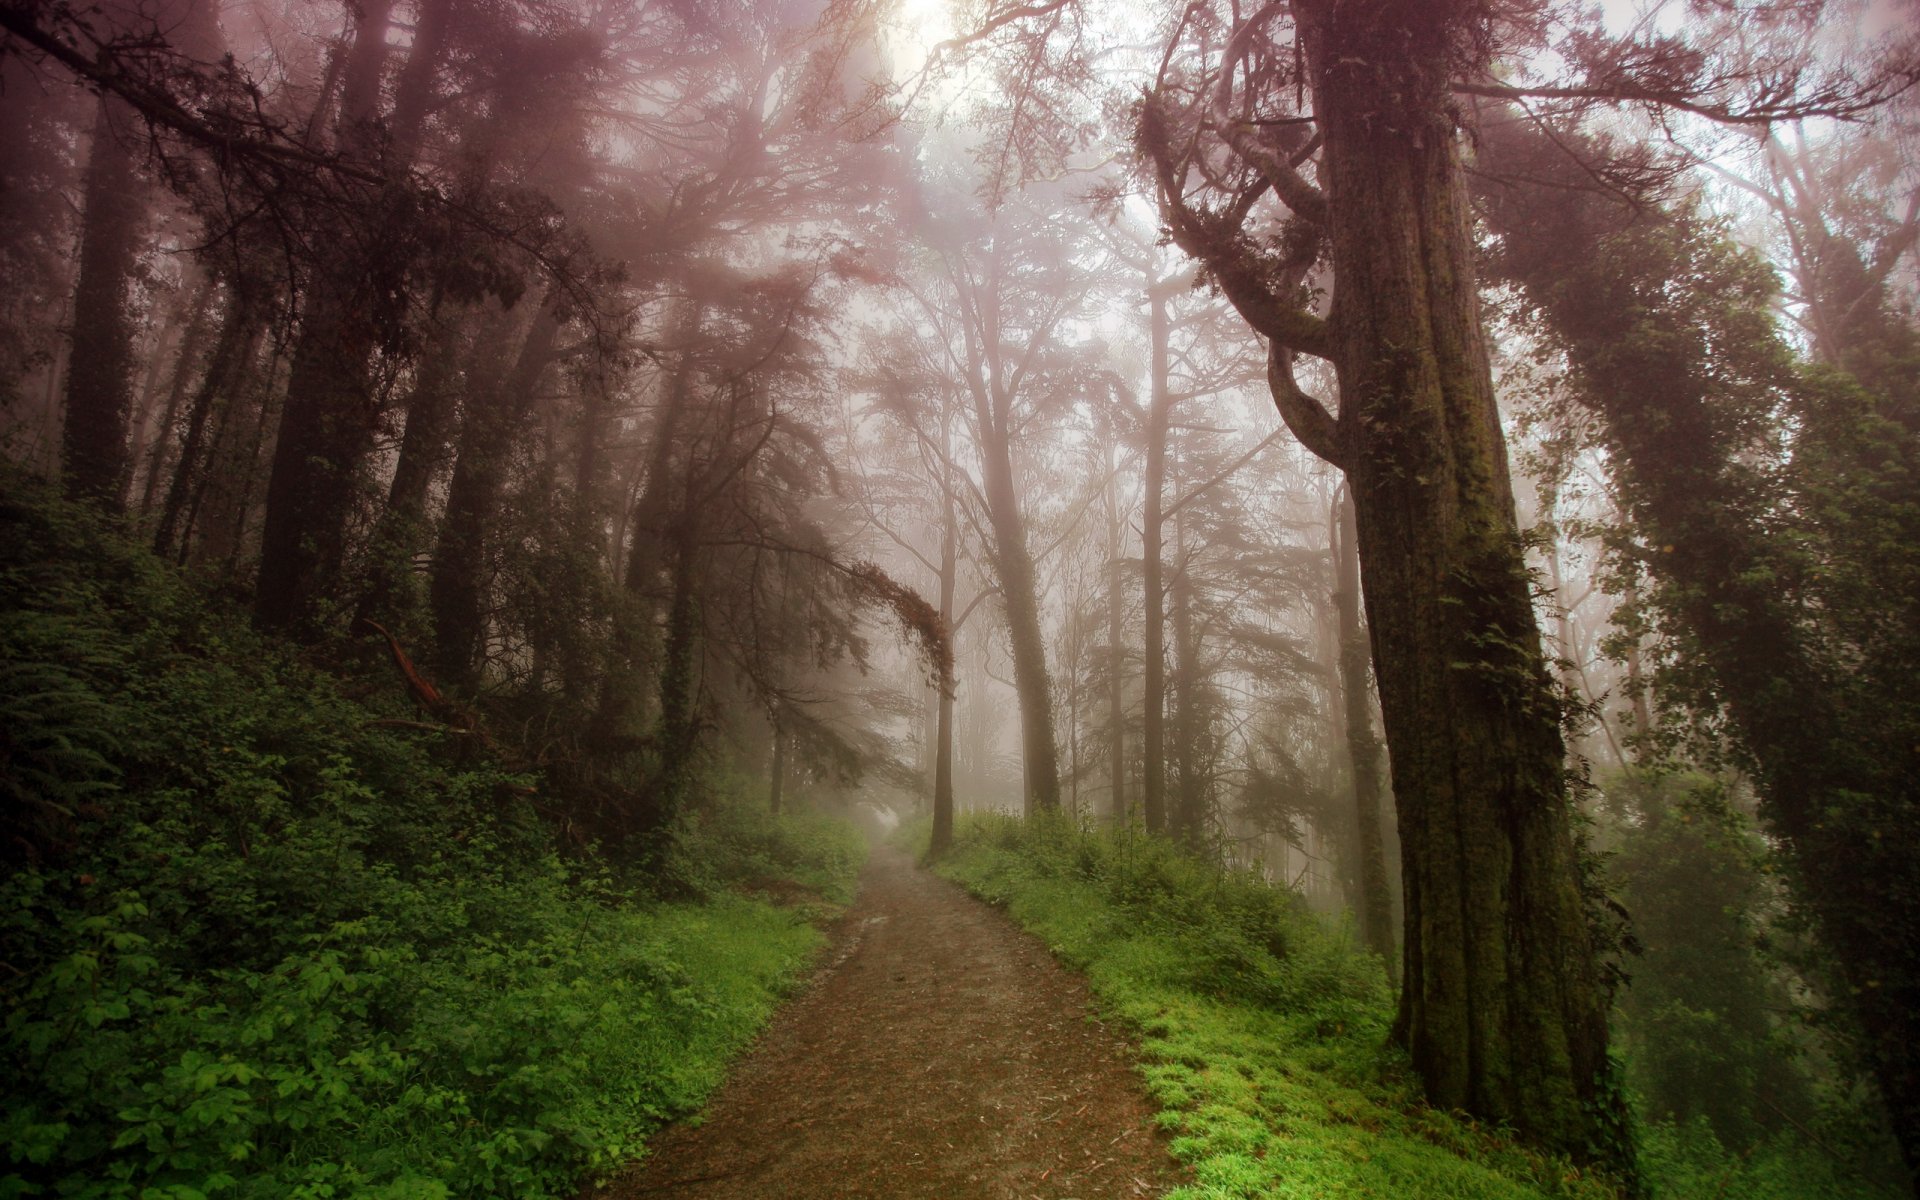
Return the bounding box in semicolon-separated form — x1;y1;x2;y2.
593;843;1184;1200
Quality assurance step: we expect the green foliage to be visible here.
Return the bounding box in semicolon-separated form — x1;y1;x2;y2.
936;813;1626;1200
0;473;856;1197
669;774;866;908
1598;772;1905;1198
1638;1118;1903;1200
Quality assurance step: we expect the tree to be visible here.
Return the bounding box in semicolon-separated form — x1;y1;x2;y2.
59;92;145;504
900;172;1102;815
1138;1;1625;1164
1478;109;1920;1183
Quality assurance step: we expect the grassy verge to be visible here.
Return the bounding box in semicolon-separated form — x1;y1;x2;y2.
0;475;861;1199
934;813;1624;1200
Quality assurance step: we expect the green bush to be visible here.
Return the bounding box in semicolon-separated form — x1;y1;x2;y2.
0;475;854;1198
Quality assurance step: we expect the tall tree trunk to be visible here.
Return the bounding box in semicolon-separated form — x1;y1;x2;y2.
768;707;785;816
930;450;959;855
137;281;216;514
1297;4;1617;1158
1335;487;1396;978
254;0;450;632
1141;286;1171;834
977;428;1059;815
592;300;704;749
358;300;468;621
61;96;144;506
647;524;701;846
1105;445;1128;824
154;293;259;560
1169;502;1205;848
429;301;563;687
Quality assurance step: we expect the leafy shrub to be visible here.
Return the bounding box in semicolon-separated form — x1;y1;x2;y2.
0;474;849;1197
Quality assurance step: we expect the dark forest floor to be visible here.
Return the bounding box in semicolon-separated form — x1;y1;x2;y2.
589;843;1186;1200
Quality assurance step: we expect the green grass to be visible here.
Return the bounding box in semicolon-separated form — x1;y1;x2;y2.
934;813;1625;1200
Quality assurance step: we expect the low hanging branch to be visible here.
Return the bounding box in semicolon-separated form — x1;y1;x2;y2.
846;559;955;695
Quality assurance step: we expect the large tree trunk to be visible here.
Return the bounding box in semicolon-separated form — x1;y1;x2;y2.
1334;487;1396;978
61;96;145;506
255;0;459;633
1296;4;1617;1158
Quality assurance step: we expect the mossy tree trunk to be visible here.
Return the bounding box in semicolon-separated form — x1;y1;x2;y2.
1334;488;1396;978
1309;9;1613;1153
1143;0;1624;1166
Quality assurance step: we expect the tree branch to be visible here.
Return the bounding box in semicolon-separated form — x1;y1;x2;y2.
1266;342;1343;468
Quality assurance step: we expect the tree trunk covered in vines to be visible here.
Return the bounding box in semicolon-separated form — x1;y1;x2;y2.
1298;5;1618;1159
1478;128;1920;1181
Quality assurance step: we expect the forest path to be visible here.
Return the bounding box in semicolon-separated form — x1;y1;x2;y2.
591;842;1184;1200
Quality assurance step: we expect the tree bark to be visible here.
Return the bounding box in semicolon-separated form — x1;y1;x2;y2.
1301;4;1615;1156
930;447;959;855
61;96;144;506
1105;444;1128;824
977;421;1060;815
1141;286;1171;834
1143;1;1623;1162
1334;487;1396;978
429;301;563;686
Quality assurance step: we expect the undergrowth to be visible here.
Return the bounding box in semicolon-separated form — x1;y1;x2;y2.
0;476;862;1198
935;813;1626;1200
